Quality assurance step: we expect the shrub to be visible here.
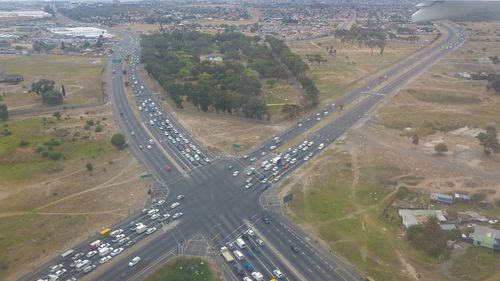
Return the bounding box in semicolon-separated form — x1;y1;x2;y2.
95;125;103;132
18;140;30;147
48;151;63;160
86;162;93;171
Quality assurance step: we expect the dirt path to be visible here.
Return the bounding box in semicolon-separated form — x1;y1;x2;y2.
36;158;138;210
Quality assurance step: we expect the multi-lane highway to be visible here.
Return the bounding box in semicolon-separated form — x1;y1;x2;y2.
24;20;466;281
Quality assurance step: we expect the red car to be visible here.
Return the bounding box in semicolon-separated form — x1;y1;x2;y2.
284;163;289;170
165;165;172;172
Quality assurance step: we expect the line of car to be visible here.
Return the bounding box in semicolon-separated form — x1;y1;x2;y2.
122;38;210;170
222;226;286;281
37;194;186;281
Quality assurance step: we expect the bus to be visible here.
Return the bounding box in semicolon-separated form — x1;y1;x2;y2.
99;227;112;238
60;249;74;260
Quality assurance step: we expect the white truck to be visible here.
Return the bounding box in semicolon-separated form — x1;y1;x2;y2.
136;223;147;234
236;238;246;249
220;246;234;263
98;247;112;257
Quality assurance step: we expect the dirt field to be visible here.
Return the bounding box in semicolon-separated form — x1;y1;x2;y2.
0;54;105;112
289;34;436;103
279;21;500;281
0;103;150;280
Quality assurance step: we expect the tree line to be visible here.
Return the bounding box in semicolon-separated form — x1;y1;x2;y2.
141;30;292;119
265;35;319;106
335;26;387;55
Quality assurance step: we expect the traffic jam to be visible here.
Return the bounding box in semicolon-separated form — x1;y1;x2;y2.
36;196;185;281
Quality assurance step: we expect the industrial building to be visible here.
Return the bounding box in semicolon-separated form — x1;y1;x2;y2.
48;27;113;39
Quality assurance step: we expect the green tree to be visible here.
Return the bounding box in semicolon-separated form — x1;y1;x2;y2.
412;134;419;148
476;126;500;156
42;90;64;105
434;143;448;155
31;79;55;95
111;133;126;149
86;162;93;171
407;217;452;257
0;103;8;121
53;111;62;120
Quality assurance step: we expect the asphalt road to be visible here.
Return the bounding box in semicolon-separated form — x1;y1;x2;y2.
21;20;465;281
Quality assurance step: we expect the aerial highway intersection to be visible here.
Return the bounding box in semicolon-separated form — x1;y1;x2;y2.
24;20;466;281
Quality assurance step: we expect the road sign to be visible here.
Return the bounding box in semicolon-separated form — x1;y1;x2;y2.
111;58;122;64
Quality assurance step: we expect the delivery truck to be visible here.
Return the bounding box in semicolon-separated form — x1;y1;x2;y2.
236;238;246;249
220;247;234;263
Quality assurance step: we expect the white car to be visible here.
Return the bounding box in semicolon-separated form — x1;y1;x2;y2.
247;229;255;236
128;256;141;267
256;239;264;246
49;264;64;273
170;202;180;209
86;250;98;258
270;145;277;150
176;194;185;200
246;177;253;183
233;250;244;260
273;269;284;278
150;214;160;220
111;247;124;256
232;171;239;177
99;256;112;264
98;243;110;250
156;200;165;206
244;183;253;189
172;212;183;219
251;272;264;280
243;277;252;281
145;227;157;235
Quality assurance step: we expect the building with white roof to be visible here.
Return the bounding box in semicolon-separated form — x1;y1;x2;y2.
48;27;113;39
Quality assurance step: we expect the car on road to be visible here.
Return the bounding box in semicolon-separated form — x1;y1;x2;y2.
146;145;152;149
53;268;67;278
263;217;270;224
251;272;264;280
244;183;253;189
291;245;300;253
128;256;141;267
111;247;124;256
243;277;252;281
232;171;239;177
270;145;277;150
246;177;253;183
145;227;157;235
247;229;255;236
176;194;185;200
72;252;84;260
273;269;284;278
82;264;96;274
256;239;264;246
233;250;244;260
86;250;98;258
99;256;112;264
147;209;159;215
172;212;183;219
125;239;136;247
170;202;180;209
150;214;160;220
156;200;165;206
49;264;63;273
165;166;171;172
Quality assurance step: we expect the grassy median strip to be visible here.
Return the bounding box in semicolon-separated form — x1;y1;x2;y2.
143;257;221;281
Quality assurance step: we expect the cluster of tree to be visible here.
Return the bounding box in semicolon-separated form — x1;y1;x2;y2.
477;126;499;156
31;79;65;106
0;103;8;121
33;41;55;53
407;217;459;257
335;26;387;55
265;36;319;106
487;74;500;94
305;54;328;64
141;30;286;119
